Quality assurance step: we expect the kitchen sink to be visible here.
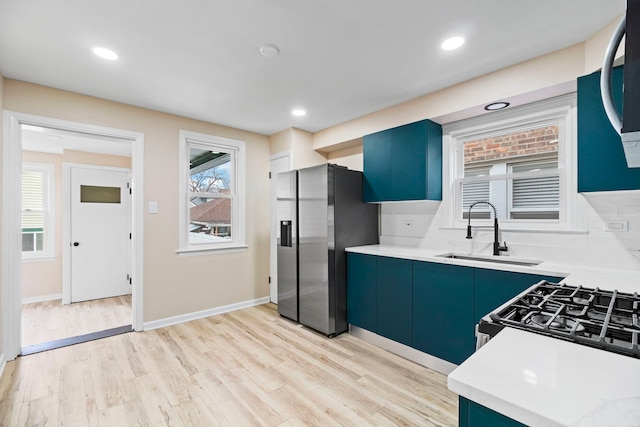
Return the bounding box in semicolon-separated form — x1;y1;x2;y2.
436;253;541;267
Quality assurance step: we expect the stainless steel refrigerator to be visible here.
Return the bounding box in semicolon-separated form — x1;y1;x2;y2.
276;164;378;336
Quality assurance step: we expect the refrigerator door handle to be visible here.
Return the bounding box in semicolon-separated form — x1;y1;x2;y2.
280;220;292;247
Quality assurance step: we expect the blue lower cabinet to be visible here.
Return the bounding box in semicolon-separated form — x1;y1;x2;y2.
347;253;378;332
474;269;565;324
413;261;475;365
376;257;413;346
459;397;526;427
346;254;567;369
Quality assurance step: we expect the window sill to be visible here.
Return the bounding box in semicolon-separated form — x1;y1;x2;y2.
176;244;248;256
440;226;588;235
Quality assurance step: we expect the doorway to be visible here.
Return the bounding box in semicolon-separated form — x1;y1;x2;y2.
269;152;291;303
68;166;131;303
2;111;144;361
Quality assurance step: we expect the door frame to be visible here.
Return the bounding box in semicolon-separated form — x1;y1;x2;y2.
269;150;291;303
2;111;145;361
63;164;132;305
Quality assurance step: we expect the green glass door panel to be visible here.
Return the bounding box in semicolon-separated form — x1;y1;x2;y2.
80;185;122;203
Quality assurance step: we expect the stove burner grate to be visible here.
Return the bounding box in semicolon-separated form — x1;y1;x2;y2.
486;282;640;358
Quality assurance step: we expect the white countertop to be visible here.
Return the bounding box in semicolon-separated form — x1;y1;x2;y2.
346;244;640;426
448;328;640;427
346;244;640;294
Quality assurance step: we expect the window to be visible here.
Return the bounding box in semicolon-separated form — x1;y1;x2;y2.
445;94;576;230
179;130;246;253
461;125;560;220
22;163;55;259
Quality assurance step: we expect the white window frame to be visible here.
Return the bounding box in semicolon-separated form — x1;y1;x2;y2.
178;130;246;254
21;162;55;260
443;94;578;232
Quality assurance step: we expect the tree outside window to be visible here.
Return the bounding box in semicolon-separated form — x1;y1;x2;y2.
179;130;246;253
188;148;233;243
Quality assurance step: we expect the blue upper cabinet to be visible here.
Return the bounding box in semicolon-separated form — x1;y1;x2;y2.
363;119;442;202
577;66;640;192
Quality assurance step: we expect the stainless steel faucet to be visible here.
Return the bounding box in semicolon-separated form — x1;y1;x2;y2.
466;201;508;256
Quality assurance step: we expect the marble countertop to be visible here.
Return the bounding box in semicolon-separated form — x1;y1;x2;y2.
345;244;640;294
448;328;640;427
346;244;640;426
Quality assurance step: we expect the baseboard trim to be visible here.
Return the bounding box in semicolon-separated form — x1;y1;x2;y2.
143;296;271;331
349;325;457;376
22;293;63;304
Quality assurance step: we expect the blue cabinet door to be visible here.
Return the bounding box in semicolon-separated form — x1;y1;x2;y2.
413;261;475;365
474;269;565;324
377;257;413;346
363;119;442;202
578;66;640;192
363;130;392;202
347;253;378;332
391;121;426;201
459;397;527;427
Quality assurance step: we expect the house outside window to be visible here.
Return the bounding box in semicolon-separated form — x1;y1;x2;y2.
445;94;577;230
179;130;246;253
22;163;55;259
462;125;559;220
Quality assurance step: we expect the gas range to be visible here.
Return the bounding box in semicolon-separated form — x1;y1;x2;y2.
476;281;640;358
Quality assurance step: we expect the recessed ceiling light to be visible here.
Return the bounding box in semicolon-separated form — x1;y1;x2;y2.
292;109;306;117
259;44;280;58
441;36;465;51
92;47;118;60
484;102;510;111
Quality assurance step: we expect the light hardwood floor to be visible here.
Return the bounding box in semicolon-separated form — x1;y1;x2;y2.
21;295;132;347
2;303;458;426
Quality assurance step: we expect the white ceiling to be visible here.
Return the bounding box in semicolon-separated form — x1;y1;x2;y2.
0;1;626;136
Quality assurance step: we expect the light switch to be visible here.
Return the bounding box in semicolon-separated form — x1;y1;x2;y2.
149;201;158;214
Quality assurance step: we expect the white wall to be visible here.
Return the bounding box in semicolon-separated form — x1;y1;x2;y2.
269;127;327;169
379;192;640;271
4;80;271;323
317;16;625;156
317;15;640;274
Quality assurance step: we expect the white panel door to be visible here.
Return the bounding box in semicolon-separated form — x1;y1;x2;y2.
270;154;290;303
70;167;131;302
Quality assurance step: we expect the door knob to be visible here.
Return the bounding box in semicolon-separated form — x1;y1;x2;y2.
73;242;80;247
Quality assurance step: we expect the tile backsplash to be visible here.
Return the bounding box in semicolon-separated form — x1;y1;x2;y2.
379;191;640;270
